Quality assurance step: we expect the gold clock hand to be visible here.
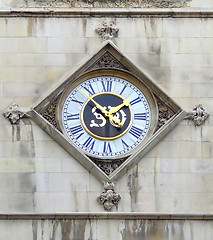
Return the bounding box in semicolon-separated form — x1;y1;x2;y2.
78;88;123;127
109;98;132;115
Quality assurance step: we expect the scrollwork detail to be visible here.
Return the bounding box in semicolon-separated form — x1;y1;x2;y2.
97;181;121;211
96;21;119;41
3;103;26;124
189;104;209;126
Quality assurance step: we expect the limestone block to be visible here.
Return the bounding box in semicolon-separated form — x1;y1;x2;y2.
61;157;88;173
35;18;85;38
163;125;191;141
180;38;213;54
0;173;14;192
0;142;13;157
19;37;47;53
66;53;88;68
34;140;71;158
35;192;90;212
0;193;34;212
12;141;35;158
35;173;49;192
35;158;61;173
0;18;29;37
170;66;213;83
127;53;160;67
0;38;19;53
160;53;207;67
13;173;36;193
158;82;191;98
192;83;213;97
126;38;161;54
3;82;42;97
47;37;87;54
146;141;203;158
161;38;180;54
0;220;33;240
0;67;47;83
117;18;162;38
48;172;90;192
163;19;203;38
0;83;3;97
0;53;67;67
0;158;35;173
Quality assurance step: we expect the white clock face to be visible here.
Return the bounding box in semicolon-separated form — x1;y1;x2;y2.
60;74;152;159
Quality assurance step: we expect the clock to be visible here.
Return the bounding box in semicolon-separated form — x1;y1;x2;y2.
57;70;157;159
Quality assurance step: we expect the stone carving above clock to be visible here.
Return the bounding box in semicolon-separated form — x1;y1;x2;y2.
31;0;191;8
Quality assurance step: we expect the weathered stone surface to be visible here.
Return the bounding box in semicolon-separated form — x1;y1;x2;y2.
0;5;212;225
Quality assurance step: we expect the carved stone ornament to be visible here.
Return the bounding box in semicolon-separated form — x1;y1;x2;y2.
3;103;25;124
96;21;119;41
189;104;209;126
97;181;121;211
155;97;175;131
88;52;128;71
29;0;191;8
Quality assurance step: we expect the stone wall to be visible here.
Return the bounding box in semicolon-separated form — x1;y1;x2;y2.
1;215;213;240
0;5;213;239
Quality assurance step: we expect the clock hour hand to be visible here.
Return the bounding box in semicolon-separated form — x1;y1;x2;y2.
109;98;132;115
78;88;123;128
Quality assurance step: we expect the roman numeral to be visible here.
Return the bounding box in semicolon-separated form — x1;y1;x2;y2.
101;80;112;92
83;84;96;96
71;98;84;106
67;113;80;120
130;97;142;106
121;139;129;149
83;137;95;150
129;126;143;138
134;113;146;121
103;142;112;154
69;125;84;139
119;85;127;96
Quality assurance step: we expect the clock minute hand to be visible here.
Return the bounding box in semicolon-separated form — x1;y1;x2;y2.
78;88;123;128
109;98;132;115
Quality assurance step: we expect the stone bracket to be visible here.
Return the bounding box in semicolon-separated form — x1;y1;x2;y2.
185;104;209;126
97;181;121;211
3;103;29;124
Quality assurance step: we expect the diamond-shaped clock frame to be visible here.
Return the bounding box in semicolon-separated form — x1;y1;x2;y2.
28;41;188;181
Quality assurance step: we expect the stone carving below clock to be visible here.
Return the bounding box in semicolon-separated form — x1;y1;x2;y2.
91;157;127;175
3;103;26;124
88;52;128;71
188;104;209;126
97;181;121;211
96;21;119;41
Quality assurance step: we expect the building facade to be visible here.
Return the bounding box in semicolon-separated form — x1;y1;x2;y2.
0;0;213;239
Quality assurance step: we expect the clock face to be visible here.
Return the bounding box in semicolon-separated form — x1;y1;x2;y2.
59;72;153;159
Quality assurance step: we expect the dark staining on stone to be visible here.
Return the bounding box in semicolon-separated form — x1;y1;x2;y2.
60;220;87;240
127;164;142;212
32;220;38;240
50;221;59;240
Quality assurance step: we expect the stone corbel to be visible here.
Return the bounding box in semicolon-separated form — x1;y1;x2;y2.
97;181;121;211
96;21;119;41
185;104;209;126
3;103;28;124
